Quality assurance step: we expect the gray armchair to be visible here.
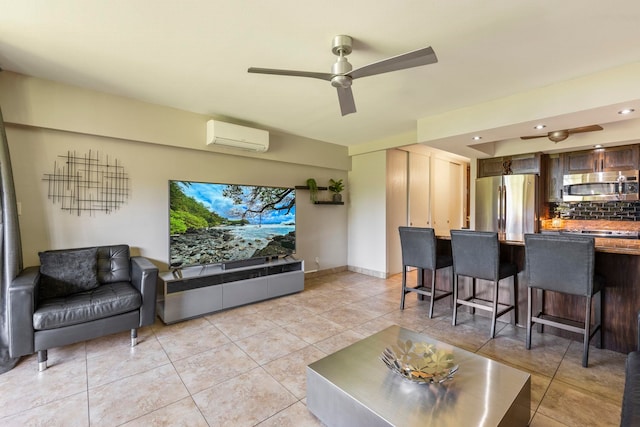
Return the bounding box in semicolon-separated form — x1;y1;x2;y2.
8;244;158;371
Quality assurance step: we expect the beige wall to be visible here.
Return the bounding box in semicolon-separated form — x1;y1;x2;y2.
347;151;387;277
1;72;348;271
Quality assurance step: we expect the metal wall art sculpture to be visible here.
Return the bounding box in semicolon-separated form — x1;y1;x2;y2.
43;150;129;215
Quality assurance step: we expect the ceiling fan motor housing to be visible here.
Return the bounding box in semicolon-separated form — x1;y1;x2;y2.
331;57;353;88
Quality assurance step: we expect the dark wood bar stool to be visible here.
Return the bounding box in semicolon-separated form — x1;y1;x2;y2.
398;226;453;318
450;230;518;338
524;233;603;368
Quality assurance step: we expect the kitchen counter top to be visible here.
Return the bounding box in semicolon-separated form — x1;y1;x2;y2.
539;219;640;254
592;237;640;255
437;234;640;255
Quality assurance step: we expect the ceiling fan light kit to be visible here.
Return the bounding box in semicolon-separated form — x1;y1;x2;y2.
248;35;438;116
548;130;569;142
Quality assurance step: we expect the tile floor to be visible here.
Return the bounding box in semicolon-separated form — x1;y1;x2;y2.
0;270;627;426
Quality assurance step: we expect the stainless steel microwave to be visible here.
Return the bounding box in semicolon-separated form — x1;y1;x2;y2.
563;170;639;202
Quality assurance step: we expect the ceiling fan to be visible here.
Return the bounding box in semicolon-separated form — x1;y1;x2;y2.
520;125;603;143
248;35;438;116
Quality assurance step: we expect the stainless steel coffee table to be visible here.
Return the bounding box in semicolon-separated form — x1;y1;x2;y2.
307;325;530;426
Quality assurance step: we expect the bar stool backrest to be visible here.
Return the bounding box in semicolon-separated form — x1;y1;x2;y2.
450;230;500;281
524;233;595;296
398;227;437;271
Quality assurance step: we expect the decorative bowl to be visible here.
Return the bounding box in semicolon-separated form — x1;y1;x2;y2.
380;339;458;384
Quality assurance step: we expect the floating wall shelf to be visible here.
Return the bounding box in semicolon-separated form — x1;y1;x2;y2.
295;185;344;205
295;185;328;190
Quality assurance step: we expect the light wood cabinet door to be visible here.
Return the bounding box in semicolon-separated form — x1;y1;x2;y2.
408;152;430;227
432;158;463;236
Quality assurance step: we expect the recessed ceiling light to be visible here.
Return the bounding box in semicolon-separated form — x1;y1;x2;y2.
594;144;603;148
618;108;635;115
534;124;546;130
472;136;482;141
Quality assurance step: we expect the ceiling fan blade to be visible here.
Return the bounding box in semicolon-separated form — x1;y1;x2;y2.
520;134;547;140
337;86;356;116
348;46;437;80
248;67;333;81
567;124;604;134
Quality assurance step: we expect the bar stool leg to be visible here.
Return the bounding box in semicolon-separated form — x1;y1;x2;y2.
452;274;459;326
400;268;407;310
490;280;499;339
526;287;533;350
512;273;518;326
448;267;454;310
428;270;436;319
595;290;603;349
582;295;592;368
537;289;545;334
471;278;476;315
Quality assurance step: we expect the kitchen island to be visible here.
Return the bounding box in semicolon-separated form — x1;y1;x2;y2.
434;233;640;354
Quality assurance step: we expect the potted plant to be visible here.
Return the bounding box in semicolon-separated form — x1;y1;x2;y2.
328;178;344;202
306;178;319;202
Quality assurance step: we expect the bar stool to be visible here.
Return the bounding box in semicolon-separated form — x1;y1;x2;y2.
450;230;518;338
524;233;602;368
398;226;453;318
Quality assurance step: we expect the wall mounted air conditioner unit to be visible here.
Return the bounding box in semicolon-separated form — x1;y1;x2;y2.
206;120;269;152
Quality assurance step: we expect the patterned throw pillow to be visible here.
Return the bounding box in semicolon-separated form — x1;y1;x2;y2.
38;247;100;300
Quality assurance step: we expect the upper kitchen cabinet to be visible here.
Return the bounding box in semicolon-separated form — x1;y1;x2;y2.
477;153;541;178
510;153;542;174
544;153;564;202
477;157;506;177
563;145;639;174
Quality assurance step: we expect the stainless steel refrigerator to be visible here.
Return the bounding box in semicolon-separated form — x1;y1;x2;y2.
476;174;538;241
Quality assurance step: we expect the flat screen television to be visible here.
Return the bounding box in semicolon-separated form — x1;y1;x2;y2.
169;180;296;267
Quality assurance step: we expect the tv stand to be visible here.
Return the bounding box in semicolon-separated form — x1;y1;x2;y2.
222;257;267;270
156;257;304;324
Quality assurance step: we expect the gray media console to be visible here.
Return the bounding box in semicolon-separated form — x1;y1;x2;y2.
156;257;304;324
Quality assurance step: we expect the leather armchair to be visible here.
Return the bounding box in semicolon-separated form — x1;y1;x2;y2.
7;244;158;371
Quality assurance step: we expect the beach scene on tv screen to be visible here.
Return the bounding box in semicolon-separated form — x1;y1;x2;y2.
169;181;296;266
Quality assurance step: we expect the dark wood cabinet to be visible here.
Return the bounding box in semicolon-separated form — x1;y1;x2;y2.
603;145;639;171
478;153;541;178
563;150;597;174
510;153;541;175
479;145;638;202
544;154;564;202
563;145;639;174
478;157;506;177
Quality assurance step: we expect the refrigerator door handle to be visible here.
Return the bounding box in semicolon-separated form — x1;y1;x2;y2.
502;184;507;233
498;185;504;232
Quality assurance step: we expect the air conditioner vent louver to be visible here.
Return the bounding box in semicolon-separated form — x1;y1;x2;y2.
206;120;269;152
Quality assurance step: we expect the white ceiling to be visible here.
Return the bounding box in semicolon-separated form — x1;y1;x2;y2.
2;1;640;158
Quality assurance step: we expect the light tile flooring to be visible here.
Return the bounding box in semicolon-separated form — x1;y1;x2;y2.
0;270;627;426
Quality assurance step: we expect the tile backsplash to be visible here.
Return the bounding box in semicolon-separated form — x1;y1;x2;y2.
552;201;640;221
